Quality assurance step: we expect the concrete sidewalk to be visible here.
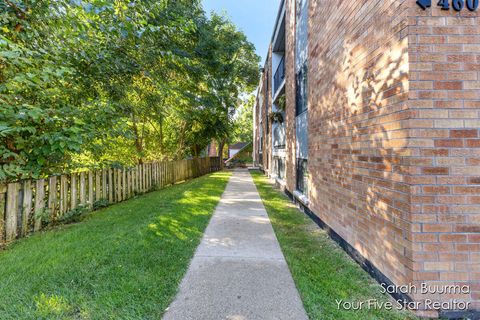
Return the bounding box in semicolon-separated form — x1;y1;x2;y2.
163;169;308;320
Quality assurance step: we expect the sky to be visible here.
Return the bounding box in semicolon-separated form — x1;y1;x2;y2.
202;0;280;64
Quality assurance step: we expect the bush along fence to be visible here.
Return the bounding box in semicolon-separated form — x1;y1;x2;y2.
0;157;222;245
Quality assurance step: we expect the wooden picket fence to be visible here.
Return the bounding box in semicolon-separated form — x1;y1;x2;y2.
0;157;222;245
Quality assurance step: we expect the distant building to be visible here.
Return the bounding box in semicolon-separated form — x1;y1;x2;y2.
206;141;219;157
253;0;480;318
228;142;249;159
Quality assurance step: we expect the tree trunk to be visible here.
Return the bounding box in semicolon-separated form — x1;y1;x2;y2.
131;113;144;164
217;140;226;169
177;122;187;160
159;117;164;154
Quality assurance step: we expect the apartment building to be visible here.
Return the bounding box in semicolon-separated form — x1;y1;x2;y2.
253;0;480;318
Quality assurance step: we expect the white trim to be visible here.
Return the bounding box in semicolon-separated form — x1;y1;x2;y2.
271;6;286;51
275;176;286;188
260;0;286;68
253;99;257;163
273;79;286;103
293;190;310;206
273;148;286;157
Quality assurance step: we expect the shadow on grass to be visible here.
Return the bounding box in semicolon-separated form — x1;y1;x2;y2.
0;171;231;320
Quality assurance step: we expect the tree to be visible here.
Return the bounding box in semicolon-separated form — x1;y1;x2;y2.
0;0;260;181
232;94;255;144
194;14;260;161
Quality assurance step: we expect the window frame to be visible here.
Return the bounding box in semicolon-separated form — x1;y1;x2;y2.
296;158;308;194
295;63;308;116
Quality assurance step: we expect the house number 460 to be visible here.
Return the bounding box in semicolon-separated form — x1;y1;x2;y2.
438;0;479;11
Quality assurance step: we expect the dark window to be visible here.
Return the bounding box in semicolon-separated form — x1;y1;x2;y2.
296;0;306;20
273;124;286;149
264;80;269;132
273;56;285;94
275;157;285;180
259;127;263;152
296;158;307;194
296;63;308;116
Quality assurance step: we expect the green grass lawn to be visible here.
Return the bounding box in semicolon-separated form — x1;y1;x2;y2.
0;171;231;320
251;171;417;320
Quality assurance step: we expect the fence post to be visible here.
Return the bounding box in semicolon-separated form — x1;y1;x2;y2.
137;165;141;193
80;172;86;205
95;171;101;202
132;167;137;195
164;162;167;186
5;183;19;242
118;169;122;201
160;162;164;188
48;176;57;221
147;164;150;190
143;165;146;191
60;175;68;216
115;169;120;202
71;173;77;210
153;163;156;189
34;179;44;231
108;169;113;203
138;165;141;193
135;164;140;194
88;171;93;209
148;164;151;190
21;180;32;237
182;161;185;181
185;160;188;180
158;162;161;188
163;162;166;188
130;169;134;197
152;163;155;188
165;162;168;185
143;164;146;192
113;169;118;202
126;169;132;199
122;169;127;200
102;169;107;200
0;183;6;244
136;167;139;194
145;164;148;190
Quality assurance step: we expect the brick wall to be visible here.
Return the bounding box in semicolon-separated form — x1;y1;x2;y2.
253;93;260;165
253;69;265;168
255;0;480;315
409;3;480;313
285;0;297;192
307;0;412;294
262;46;273;174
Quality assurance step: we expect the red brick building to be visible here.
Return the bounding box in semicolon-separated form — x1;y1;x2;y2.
253;0;480;318
207;140;219;158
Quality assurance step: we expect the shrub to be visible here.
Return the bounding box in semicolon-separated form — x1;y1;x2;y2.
57;204;89;224
93;199;109;210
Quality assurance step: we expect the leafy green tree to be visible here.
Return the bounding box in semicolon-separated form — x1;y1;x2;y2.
0;0;259;181
194;13;260;159
232;94;255;144
1;0;85;180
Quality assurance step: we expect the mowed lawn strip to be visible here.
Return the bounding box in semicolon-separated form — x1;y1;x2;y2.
0;171;231;320
250;171;417;320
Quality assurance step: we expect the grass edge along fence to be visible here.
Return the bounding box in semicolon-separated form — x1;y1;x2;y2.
0;157;222;245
